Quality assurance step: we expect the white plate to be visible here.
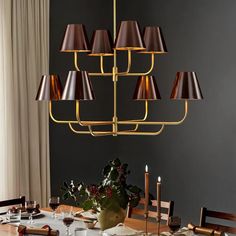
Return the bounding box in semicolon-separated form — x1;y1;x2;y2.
103;223;143;236
80;211;97;220
21;211;42;219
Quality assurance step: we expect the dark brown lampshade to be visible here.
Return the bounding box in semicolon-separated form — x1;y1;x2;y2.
170;72;203;100
62;71;95;101
133;76;161;100
35;75;62;101
115;21;145;51
60;24;90;52
139;26;167;54
89;30;113;56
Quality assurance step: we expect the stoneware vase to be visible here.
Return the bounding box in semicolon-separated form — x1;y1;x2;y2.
97;207;126;231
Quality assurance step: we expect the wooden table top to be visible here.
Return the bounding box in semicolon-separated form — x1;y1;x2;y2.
0;205;170;235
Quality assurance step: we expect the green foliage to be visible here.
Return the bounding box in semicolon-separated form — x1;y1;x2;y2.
62;158;142;212
82;199;94;211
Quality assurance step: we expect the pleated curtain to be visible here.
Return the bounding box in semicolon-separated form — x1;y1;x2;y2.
0;0;50;206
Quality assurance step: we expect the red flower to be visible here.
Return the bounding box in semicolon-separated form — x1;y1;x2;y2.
106;187;112;198
117;165;123;173
88;185;99;196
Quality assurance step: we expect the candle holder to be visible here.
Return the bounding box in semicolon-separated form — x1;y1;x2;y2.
157;216;161;236
144;212;149;236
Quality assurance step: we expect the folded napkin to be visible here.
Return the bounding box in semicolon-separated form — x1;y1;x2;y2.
103;223;143;236
18;224;59;236
188;223;223;236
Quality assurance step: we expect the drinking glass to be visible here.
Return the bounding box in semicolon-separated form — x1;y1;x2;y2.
49;196;60;219
168;216;181;234
25;200;36;224
7;208;21;223
62;207;74;236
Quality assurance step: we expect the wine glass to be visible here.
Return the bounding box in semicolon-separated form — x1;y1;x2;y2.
62;207;74;236
25;200;36;224
49;196;60;219
168;216;181;234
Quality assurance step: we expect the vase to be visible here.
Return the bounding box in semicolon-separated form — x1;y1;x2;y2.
97;207;126;231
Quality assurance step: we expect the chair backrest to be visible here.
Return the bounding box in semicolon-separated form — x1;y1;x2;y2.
200;207;236;234
0;196;25;208
127;197;174;225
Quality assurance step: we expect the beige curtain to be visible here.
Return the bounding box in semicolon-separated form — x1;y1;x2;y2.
0;0;50;206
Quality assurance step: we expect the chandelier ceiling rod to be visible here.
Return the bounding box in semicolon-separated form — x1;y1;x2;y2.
35;0;203;137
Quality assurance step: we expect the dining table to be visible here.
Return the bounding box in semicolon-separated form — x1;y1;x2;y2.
0;205;170;235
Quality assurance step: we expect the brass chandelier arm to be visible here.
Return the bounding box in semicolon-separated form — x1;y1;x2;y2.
89;51;153;77
89;72;113;77
119;124;139;132
68;123;114;135
69;123;164;136
75;101;114;126
96;101;148;133
100;56;105;74
117;100;188;125
117;124;165;136
125;100;148;122
69;122;115;136
117;53;155;76
118;100;149;132
88;126;115;137
49;101;80;124
74;52;80;71
90;50;132;76
117;50;132;74
88;124;142;136
49;101;113;125
125;50;132;73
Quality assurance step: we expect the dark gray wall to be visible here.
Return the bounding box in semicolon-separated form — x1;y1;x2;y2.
50;0;236;225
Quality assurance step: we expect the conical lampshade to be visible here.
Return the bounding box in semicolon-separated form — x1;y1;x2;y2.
170;72;203;100
139;26;167;54
89;30;113;56
115;21;145;51
36;75;62;101
62;71;95;101
133;76;161;100
60;24;90;52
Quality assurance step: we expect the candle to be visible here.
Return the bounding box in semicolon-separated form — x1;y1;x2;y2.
157;176;161;222
144;165;149;215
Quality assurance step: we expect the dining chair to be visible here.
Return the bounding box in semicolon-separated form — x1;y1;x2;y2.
127;198;174;225
200;207;236;234
0;196;25;213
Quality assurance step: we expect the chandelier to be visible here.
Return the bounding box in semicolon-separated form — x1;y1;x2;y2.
36;0;203;137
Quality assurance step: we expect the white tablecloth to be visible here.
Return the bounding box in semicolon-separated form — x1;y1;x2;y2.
19;210;102;235
14;212;194;236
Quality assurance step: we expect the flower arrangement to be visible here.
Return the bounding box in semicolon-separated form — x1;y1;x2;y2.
62;158;142;212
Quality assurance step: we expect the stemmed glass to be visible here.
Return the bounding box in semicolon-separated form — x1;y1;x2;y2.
62;207;74;236
168;216;181;234
49;196;60;219
25;200;37;225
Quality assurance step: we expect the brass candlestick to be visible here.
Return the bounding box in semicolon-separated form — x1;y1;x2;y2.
157;216;161;236
144;212;148;235
157;177;161;236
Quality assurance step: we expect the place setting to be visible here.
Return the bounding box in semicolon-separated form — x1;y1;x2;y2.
0;200;42;225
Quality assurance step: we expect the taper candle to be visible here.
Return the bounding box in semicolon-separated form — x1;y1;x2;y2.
144;165;149;215
157;176;161;222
